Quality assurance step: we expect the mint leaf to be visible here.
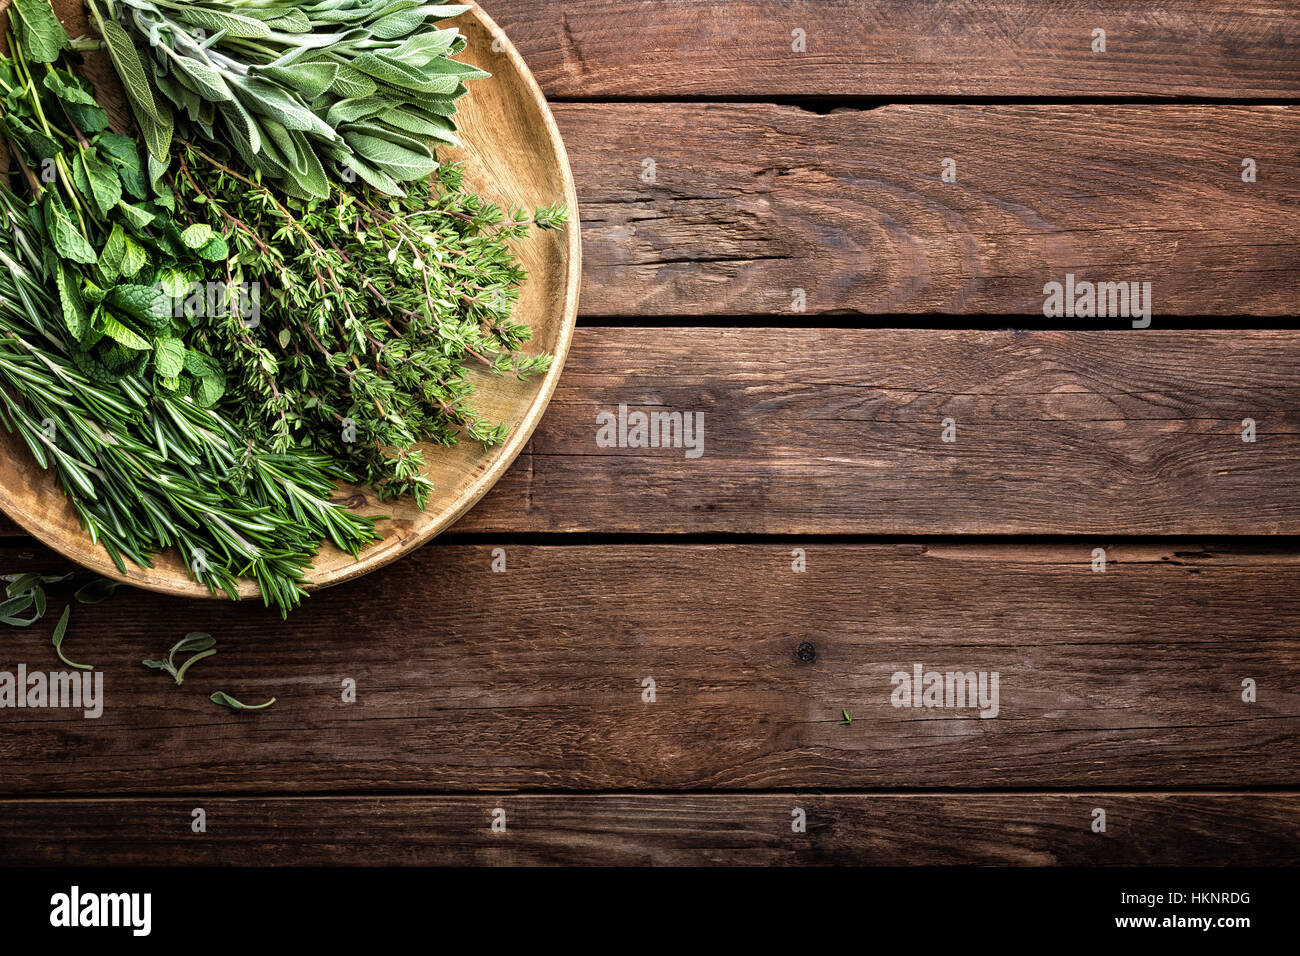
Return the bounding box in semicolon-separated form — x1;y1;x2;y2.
153;337;185;378
180;223;214;249
12;0;70;63
55;262;90;341
43;194;97;264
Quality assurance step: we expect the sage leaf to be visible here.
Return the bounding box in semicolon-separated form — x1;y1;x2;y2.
75;577;123;604
92;6;174;160
50;604;91;670
210;691;276;711
345;131;437;181
177;8;273;39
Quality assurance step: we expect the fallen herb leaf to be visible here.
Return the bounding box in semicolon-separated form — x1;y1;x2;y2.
50;605;91;670
75;577;124;604
210;691;275;711
142;631;218;684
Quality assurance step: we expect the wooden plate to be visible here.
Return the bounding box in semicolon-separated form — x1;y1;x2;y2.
0;2;580;598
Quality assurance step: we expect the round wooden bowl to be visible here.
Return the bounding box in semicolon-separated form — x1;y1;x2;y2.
0;2;580;598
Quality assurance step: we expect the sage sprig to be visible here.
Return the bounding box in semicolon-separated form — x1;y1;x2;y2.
50;604;91;669
210;690;275;710
0;571;71;625
143;630;216;683
87;0;487;198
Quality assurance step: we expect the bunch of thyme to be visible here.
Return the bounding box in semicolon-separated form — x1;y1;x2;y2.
173;145;566;506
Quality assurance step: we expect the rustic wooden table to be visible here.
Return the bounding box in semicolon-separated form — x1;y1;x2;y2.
1;0;1298;866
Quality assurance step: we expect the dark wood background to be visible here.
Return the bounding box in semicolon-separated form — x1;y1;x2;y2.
1;0;1298;865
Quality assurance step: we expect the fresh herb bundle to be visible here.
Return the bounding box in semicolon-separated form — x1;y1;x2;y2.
174;146;564;505
0;185;380;613
0;5;245;411
86;0;486;198
0;0;565;613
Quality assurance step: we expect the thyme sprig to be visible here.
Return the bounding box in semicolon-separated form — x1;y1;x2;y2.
174;148;566;505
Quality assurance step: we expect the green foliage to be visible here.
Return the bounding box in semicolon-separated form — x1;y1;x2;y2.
9;0;68;63
176;149;565;506
0;187;381;614
0;21;227;399
143;631;217;684
0;1;561;615
49;604;91;670
0;571;71;626
210;690;275;711
87;0;486;198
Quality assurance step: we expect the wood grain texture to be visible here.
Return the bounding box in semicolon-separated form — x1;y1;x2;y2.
1;793;1295;865
554;103;1300;315
455;328;1300;535
3;328;1296;539
0;540;1296;794
487;0;1300;98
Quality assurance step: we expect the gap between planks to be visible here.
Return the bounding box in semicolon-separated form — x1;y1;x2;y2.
487;0;1300;99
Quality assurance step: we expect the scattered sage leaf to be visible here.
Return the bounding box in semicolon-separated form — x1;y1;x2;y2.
75;577;123;604
50;604;91;670
210;691;276;711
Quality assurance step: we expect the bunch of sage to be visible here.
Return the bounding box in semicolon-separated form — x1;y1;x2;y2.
86;0;487;198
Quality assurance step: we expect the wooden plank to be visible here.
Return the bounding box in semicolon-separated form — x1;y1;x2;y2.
3;329;1297;538
554;103;1300;316
0;541;1297;794
458;328;1300;535
489;0;1300;99
1;793;1295;865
